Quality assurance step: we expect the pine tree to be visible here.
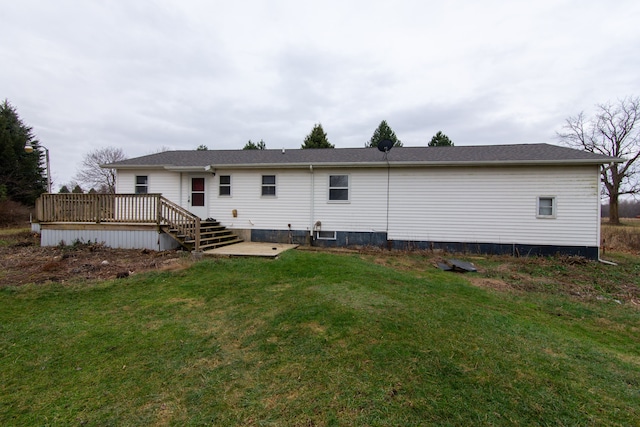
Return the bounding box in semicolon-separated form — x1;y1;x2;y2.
428;131;454;147
367;120;403;148
243;139;267;150
302;124;334;149
0;100;47;205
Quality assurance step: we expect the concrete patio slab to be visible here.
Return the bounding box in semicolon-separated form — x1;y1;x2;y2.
203;242;299;258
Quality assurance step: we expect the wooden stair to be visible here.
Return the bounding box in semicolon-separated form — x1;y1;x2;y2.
165;219;243;251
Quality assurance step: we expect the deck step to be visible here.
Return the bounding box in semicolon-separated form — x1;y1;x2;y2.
200;228;227;236
163;218;242;251
200;237;244;251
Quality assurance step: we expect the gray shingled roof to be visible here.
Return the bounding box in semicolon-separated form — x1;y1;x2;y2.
104;144;620;170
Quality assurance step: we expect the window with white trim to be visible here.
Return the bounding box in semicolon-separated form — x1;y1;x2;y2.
537;196;556;218
135;175;148;194
219;175;231;196
262;175;276;196
329;175;349;202
316;230;337;240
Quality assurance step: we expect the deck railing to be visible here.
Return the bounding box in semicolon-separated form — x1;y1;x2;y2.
35;193;201;251
158;196;201;251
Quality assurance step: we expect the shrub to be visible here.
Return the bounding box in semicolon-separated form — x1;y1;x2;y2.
0;200;33;227
601;220;640;252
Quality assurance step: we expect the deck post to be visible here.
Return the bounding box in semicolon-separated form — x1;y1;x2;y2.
195;217;201;252
95;194;101;224
156;194;162;227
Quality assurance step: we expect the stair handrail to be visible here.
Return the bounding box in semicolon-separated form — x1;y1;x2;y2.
158;196;201;251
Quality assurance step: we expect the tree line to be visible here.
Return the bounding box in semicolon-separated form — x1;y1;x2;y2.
242;120;454;150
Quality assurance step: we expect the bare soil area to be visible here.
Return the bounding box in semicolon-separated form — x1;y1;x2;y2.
0;230;190;287
1;229;639;308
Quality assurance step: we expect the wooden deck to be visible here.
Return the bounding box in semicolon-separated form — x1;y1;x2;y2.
35;194;242;251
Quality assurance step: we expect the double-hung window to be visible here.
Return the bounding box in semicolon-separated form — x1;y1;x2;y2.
537;196;556;218
329;175;349;202
135;176;148;194
219;175;231;196
262;175;276;196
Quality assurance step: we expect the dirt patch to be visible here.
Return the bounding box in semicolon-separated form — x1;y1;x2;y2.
466;277;514;292
0;231;191;287
2;231;639;307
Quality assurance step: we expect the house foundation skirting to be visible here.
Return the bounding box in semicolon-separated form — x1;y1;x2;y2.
248;228;599;259
389;240;599;260
39;223;180;251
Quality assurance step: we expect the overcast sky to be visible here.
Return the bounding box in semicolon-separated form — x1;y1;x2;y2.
2;0;639;190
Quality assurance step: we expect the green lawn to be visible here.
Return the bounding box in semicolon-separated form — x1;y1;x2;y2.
1;250;639;426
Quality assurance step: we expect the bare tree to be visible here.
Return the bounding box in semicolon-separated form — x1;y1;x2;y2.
558;96;640;224
74;147;127;194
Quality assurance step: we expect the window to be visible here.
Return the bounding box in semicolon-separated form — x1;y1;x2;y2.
219;175;231;196
537;196;556;218
316;230;337;240
329;175;349;201
135;176;148;194
191;178;205;206
262;175;276;196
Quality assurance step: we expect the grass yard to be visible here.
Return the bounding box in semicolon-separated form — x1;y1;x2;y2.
1;249;639;426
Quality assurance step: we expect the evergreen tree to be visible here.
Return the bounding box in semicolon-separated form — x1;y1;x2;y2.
302;124;334;149
72;184;84;194
58;185;70;194
367;120;403;148
428;131;454;147
243;139;266;150
196;144;208;150
0;100;46;205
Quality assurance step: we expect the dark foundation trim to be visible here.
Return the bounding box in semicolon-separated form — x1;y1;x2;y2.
249;229;599;259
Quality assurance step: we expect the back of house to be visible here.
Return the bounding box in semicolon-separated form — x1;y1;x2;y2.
103;143;619;259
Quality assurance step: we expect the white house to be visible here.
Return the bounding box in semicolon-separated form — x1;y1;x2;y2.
102;143;620;259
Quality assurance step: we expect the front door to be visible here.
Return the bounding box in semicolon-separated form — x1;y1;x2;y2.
189;176;208;219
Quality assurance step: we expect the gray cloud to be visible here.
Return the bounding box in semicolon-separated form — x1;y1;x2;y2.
2;0;639;188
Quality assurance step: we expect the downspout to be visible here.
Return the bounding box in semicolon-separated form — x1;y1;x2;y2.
179;172;183;207
598;163;617;265
309;164;314;245
385;153;390;235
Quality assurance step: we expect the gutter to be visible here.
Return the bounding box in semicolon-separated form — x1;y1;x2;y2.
102;158;622;171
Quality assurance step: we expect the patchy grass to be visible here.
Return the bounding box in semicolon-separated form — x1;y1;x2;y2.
1;250;639;426
0;228;33;247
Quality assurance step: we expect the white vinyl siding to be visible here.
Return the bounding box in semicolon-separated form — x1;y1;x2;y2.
115;170;180;202
387;166;599;247
115;164;601;248
210;169;311;230
313;169;387;233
